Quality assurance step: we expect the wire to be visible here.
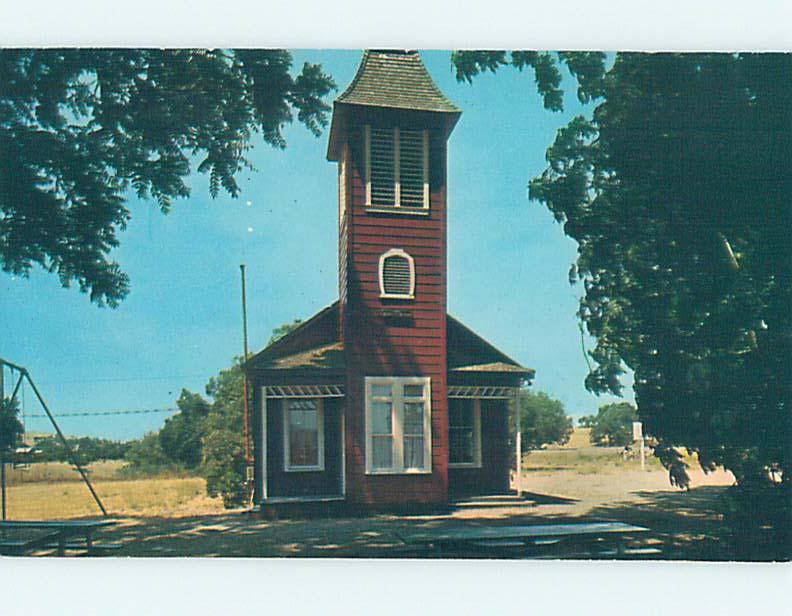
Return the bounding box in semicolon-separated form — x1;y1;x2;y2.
36;374;207;385
24;407;179;419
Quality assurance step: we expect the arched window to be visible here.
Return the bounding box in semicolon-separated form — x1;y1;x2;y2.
379;249;415;299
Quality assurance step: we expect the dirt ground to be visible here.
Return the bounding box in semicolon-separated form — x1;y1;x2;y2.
8;436;783;560
82;465;746;560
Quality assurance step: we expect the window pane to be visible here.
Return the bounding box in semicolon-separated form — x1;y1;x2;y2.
450;428;474;464
371;384;392;398
288;401;319;467
404;402;424;436
289;399;318;412
371;401;392;435
403;384;424;398
404;437;424;469
449;399;474;428
372;436;393;469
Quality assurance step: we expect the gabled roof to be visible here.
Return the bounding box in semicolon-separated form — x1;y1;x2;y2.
244;302;533;379
244;302;341;374
327;50;461;161
337;50;461;114
447;314;534;376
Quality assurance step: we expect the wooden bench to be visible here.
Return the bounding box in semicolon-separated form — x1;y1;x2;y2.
0;520;119;556
397;522;656;558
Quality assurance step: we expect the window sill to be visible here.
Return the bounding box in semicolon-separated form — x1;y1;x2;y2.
380;293;414;301
365;206;430;216
365;468;432;476
448;462;483;470
284;465;325;473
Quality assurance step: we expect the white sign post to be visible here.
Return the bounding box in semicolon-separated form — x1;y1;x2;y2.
516;430;522;498
633;421;645;471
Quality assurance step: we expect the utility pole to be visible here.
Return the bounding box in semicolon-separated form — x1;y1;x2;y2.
1;365;6;519
240;265;253;503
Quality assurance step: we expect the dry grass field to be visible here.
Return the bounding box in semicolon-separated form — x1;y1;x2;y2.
4;461;227;519
5;460;127;485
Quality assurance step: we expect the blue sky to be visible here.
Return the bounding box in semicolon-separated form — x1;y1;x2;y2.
1;50;633;440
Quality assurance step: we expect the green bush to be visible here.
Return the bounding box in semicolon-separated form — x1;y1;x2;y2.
589;402;638;447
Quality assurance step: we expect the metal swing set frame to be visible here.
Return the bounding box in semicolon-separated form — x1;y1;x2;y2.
0;357;108;520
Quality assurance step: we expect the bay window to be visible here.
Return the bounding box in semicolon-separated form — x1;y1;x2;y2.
365;377;432;474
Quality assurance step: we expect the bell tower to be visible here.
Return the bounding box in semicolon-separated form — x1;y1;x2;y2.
327;51;461;505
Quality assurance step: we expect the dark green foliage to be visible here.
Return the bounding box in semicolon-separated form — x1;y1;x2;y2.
34;434;132;464
158;390;210;469
199;363;247;507
267;319;303;345
589;402;638;447
124;432;181;475
0;397;24;454
453;53;791;505
201;410;247;508
451;51;606;111
577;415;596;429
516;390;574;449
0;49;335;306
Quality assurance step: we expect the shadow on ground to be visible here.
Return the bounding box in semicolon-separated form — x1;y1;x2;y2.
78;483;792;560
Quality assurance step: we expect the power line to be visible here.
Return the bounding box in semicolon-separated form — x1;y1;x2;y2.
24;407;179;419
36;374;207;385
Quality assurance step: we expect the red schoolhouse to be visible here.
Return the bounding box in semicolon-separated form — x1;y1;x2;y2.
244;50;533;512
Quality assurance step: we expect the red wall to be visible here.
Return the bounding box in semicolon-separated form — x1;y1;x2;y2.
339;107;451;506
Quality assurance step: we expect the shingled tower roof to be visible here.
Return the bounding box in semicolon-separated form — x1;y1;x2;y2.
327;50;461;160
337;50;461;113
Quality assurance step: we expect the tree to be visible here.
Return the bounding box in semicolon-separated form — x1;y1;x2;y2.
268;319;303;345
578;415;596;429
589;402;637;447
124;432;180;475
158;390;211;469
198;362;248;507
201;408;247;507
452;53;791;500
0;397;24;455
0;49;335;306
516;389;574;449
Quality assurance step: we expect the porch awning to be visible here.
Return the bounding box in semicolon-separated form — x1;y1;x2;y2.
263;385;345;398
447;386;518;399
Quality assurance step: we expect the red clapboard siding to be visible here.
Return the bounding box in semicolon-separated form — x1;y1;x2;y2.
338;114;450;506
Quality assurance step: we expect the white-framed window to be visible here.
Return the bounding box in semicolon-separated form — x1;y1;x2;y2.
365;377;432;474
378;248;415;299
364;125;429;210
283;399;325;472
448;398;482;468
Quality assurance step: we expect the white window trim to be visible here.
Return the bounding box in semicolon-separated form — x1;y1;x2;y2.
338;142;347;221
364;125;429;210
283;398;325;473
365;376;432;475
378;248;416;300
448;398;483;469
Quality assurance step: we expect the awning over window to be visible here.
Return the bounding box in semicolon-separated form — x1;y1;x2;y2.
447;386;518;399
264;385;345;399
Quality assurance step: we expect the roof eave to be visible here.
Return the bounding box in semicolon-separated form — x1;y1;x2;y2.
327;101;461;162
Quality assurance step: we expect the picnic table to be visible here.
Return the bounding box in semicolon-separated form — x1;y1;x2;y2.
0;519;119;556
398;522;656;558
